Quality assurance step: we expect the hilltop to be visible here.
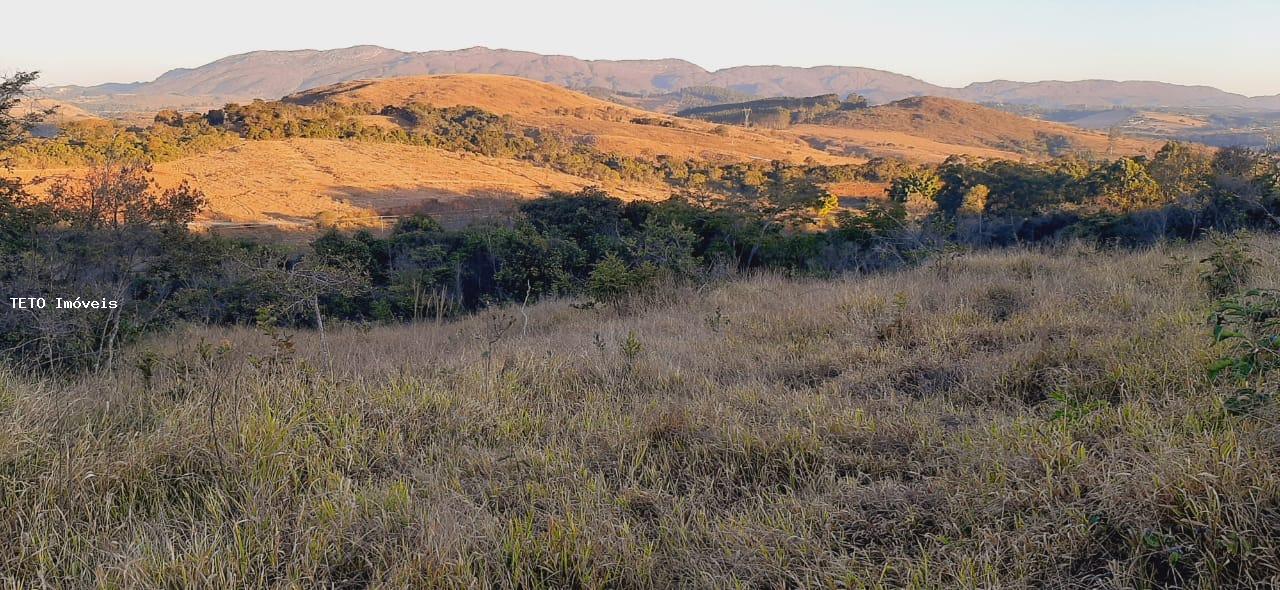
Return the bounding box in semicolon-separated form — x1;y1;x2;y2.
961;79;1280;110
49;46;941;107
10;97;97;122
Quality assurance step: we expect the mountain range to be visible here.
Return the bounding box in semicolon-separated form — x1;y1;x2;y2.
43;45;1280;112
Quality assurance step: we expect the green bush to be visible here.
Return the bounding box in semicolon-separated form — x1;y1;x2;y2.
1210;288;1280;414
1200;232;1256;298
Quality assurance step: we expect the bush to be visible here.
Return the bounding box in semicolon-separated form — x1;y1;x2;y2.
587;253;647;313
1210;288;1280;414
1200;232;1256;298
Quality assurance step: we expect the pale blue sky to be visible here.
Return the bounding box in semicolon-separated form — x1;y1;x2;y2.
4;0;1278;95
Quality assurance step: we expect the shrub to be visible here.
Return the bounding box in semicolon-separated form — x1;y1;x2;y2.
1200;232;1256;298
588;253;651;313
1210;288;1280;414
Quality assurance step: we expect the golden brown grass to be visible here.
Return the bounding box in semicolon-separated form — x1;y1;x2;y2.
786;96;1160;163
15;139;670;229
286;75;854;165
3;239;1280;587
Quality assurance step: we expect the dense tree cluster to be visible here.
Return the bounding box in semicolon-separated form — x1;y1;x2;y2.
5;115;238;167
918;145;1280;244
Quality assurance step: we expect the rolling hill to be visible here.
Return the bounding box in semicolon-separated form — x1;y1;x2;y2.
281;74;849;164
9;97;100;137
809;96;1157;158
47;46;1280;115
16;75;857;230
683;95;1160;162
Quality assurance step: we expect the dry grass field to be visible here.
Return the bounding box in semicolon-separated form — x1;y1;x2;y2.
14;138;671;229
3;237;1279;588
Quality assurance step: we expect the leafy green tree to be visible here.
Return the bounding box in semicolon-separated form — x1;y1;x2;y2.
0;71;42;154
888;169;943;203
1;72;53;252
834;203;905;245
626;221;700;279
1148;142;1211;203
1089;157;1163;212
519;187;630;257
934;155;984;214
588;252;648;313
889;170;943;221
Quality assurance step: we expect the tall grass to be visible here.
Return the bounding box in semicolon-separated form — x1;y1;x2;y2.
2;239;1279;588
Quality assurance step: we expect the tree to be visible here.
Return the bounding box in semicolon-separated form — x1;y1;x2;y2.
959;184;990;217
935;155;985;214
736;169;837;268
0;71;43;155
49;163;205;231
1;72;52;252
1089;157;1163;212
238;249;369;373
1148;142;1211;204
626;220;700;279
1;74;215;370
588;252;649;314
889;170;943;221
154;109;185;127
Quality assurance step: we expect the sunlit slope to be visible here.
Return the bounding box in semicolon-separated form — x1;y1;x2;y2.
19;139;669;228
284;74;856;164
788;96;1160;162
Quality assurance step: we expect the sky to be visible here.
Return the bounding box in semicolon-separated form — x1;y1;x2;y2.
4;0;1279;96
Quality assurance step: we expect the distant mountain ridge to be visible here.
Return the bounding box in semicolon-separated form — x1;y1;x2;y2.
45;45;1280;112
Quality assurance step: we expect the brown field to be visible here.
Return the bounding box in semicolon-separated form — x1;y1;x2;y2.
286;75;856;164
3;238;1279;587
826;180;892;203
17;138;671;229
1140;112;1211;129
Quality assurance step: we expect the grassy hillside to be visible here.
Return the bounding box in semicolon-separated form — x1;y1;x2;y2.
676;94;868;127
814;96;1156;157
19;139;668;227
3;238;1278;587
681;94;1160;162
283;75;846;164
12;75;862;229
589;86;760;114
